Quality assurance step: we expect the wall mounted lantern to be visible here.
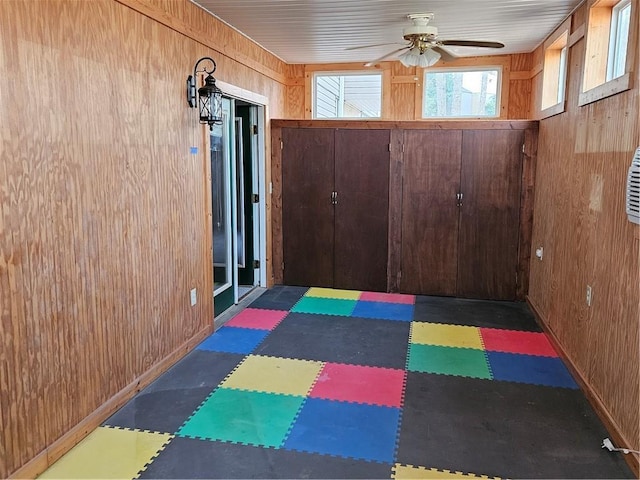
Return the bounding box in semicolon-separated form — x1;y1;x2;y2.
186;57;223;130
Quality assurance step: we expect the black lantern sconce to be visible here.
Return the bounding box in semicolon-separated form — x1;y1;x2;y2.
186;57;223;130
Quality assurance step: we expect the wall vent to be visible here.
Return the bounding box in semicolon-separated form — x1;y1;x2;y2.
626;147;640;224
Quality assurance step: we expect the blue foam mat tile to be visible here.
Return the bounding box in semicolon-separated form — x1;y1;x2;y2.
352;301;414;322
283;397;400;463
197;326;270;355
487;351;579;389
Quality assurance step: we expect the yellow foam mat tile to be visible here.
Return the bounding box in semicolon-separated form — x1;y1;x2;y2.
411;322;483;350
38;426;172;479
222;355;324;396
305;287;362;300
392;464;501;479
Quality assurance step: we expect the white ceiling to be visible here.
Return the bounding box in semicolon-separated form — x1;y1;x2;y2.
191;0;583;65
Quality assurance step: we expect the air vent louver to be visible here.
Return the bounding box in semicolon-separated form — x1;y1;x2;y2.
626;147;640;224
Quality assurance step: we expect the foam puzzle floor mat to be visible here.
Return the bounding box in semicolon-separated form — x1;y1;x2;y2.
39;286;633;479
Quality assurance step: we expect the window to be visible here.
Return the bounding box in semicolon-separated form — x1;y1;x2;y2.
607;0;631;80
540;19;570;116
580;0;634;105
313;73;382;119
422;68;501;118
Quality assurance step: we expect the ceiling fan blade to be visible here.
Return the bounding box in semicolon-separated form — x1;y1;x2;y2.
364;46;411;67
346;42;406;51
431;46;457;62
440;40;505;49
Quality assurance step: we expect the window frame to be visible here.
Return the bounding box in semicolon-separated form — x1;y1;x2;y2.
311;71;383;120
606;0;632;80
579;0;636;106
421;66;503;120
540;17;571;118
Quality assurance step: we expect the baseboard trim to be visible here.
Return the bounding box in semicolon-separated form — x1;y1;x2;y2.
526;297;639;478
9;324;213;479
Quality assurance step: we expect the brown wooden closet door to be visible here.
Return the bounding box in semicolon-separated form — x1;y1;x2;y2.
400;130;462;295
334;129;390;292
457;130;524;300
282;128;334;287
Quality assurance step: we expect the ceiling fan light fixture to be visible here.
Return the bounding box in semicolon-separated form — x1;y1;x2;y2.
398;47;441;68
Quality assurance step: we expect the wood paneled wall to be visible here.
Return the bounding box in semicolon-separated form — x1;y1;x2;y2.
528;2;639;475
0;0;287;477
285;54;534;120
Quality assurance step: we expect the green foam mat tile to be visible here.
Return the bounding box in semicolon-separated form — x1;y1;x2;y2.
291;296;357;317
407;344;492;379
177;388;305;448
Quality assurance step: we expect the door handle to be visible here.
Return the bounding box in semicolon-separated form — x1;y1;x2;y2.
456;192;463;207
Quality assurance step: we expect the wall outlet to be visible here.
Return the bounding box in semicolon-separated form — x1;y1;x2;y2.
586;285;592;307
190;288;197;307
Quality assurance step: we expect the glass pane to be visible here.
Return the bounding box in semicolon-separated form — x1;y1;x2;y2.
423;69;500;118
211;106;232;294
612;2;631;79
235;118;246;268
314;74;381;118
558;47;568;104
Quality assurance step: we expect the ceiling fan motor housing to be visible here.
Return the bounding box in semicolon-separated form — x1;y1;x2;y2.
403;25;438;40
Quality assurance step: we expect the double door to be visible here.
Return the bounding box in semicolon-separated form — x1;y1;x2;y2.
282;128;390;292
400;129;524;300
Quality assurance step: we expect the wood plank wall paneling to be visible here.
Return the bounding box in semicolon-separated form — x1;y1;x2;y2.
286;54;533;120
0;0;287;477
528;2;640;475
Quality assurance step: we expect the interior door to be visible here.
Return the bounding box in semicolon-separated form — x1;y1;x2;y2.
334;129;390;292
282;128;335;287
457;130;524;300
400;130;462;295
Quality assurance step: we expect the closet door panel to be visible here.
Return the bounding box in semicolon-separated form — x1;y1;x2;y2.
457;130;524;300
282;128;335;287
334;129;390;292
400;130;462;295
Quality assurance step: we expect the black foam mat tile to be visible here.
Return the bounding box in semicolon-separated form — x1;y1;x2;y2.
138;436;393;479
254;312;410;369
413;296;541;332
143;350;244;393
397;372;632;479
248;285;309;311
103;386;212;434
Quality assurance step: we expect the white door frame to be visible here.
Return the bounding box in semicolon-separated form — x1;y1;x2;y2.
218;81;269;294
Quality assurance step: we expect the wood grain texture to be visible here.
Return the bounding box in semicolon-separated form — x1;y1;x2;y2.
387;129;404;292
286;55;532;120
271;120;538;298
270;126;284;285
528;2;639;474
271;119;538;130
399;130;462;295
0;0;287;477
457;130;524;300
517;127;539;300
281;128;335;287
334;130;390;292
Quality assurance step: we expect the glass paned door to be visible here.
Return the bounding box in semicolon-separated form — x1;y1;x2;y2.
211;99;233;305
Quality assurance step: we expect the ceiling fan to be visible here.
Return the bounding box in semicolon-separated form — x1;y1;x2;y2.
348;14;505;67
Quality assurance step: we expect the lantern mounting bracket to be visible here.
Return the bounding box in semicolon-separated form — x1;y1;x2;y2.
186;57;217;108
186;56;224;129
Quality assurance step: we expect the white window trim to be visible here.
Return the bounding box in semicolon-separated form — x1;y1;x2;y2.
421;66;503;119
606;0;631;81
